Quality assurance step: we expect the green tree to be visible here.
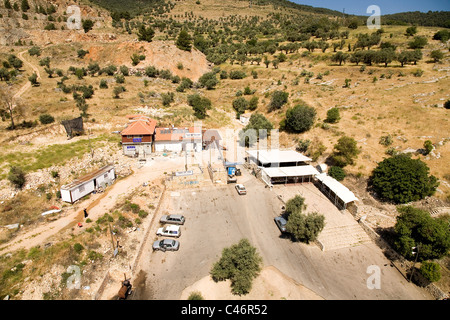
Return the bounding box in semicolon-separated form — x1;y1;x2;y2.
284;104;316;133
28;72;38;86
39;113;54;124
408;36;428;49
286;211;325;243
419;261;441;282
198;71;218;90
405;26;417;38
176;29;192;52
20;0;30;12
325;107;340;123
423;140;433;155
239;113;273;147
82;19;94;33
268;90;288;112
331;51;349;66
137;25;155;42
8;166;26;189
210;239;262;296
393;206;450;261
370;154;439;204
331;136;360;167
187;94;212;119
328;166;346;181
430;50;444;62
285;195;306;218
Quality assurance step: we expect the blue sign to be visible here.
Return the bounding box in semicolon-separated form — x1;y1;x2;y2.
133;138;142;143
127;146;136;150
228;167;236;175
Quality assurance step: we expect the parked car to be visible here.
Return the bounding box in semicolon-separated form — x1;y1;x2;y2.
227;175;237;184
274;216;287;233
235;184;246;195
156;225;181;238
160;214;185;225
152;239;180;252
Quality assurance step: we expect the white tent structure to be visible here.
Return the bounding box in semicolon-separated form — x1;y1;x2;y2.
246;149;312;167
261;166;320;185
315;173;358;210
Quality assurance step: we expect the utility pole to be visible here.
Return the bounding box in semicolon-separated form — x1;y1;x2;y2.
409;245;420;282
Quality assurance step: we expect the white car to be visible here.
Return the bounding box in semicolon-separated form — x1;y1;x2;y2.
156;225;181;238
235;184;246;195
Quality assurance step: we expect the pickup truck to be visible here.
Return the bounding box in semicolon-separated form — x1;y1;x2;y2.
156;225;181;238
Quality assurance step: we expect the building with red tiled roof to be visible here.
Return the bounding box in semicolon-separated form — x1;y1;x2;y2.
154;127;202;153
121;116;157;157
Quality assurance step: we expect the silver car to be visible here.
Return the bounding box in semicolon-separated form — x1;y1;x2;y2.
152;239;180;252
274;216;287;233
160;214;185;225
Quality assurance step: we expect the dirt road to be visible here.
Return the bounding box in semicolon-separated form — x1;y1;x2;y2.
13;50;41;100
0;156;184;253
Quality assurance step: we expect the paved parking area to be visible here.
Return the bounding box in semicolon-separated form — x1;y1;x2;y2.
133;169;432;300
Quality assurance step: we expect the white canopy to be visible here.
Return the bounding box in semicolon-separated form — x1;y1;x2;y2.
247;149;312;165
315;173;358;204
263;165;319;178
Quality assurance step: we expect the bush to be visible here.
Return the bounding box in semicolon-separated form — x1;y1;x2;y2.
8;166;26;189
328;166;346;181
419;261;441;282
187;291;204;300
161;92;174;106
370;154;439;204
286;211;325;243
228;70;246;79
99;79;108;89
187;94;212;119
210;239;262;296
176;29;192;51
73;243;84;254
28;46;41;57
325;107;340;123
198;71;218;90
284;104;316;133
331;136;360;167
394;206;450;261
39;113;55;124
379;135;393;146
268;90;289;112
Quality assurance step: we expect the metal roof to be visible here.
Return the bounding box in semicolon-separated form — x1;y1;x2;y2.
61;164;114;191
246;149;312;164
315;173;358;204
262;165;320;178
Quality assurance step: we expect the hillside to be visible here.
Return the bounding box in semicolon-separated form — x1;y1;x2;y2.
0;0;449;301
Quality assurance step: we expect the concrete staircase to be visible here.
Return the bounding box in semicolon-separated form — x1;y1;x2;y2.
317;223;372;251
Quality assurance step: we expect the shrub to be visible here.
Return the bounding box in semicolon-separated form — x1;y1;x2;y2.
228;70;246;79
286;211;325;243
328;166;346;181
28;46;41;56
325;107;340;123
423;140;433;155
268;90;288;112
331;136;360;167
99;79;108;89
210;238;262;296
370;154;439;204
73;243;84;254
379;135;393;146
419;261;441;282
39;113;55;124
176;29;192;51
187;94;212;119
284;104;316;133
198;71;218;90
188;291;204;300
8;166;26;189
394;206;450;261
161;92;174;106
